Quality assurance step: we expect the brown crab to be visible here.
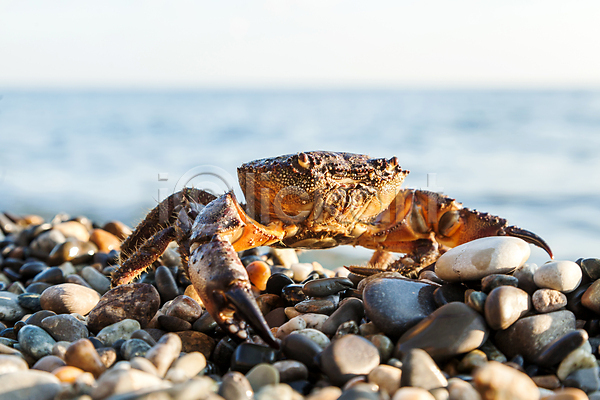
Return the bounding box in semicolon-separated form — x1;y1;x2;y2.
112;151;552;348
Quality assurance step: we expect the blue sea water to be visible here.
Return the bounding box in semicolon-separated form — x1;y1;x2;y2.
0;90;599;266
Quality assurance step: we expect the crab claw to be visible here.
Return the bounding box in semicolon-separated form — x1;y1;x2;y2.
189;236;278;348
503;225;553;259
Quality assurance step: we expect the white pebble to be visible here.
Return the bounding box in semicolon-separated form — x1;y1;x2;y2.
533;260;582;293
290;263;314;282
290;329;330;349
276;316;307;339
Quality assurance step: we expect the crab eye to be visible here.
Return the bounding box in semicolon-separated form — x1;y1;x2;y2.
297;152;310;169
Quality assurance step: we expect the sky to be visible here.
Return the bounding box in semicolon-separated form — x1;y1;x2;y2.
1;0;600;89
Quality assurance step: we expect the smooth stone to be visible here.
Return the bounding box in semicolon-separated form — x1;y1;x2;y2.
512;263;538;294
256;293;284;316
277;315;307;339
19;261;49;279
533;288;568;313
51;341;69;359
102;220;132;240
282;284;307;305
270;249;299;268
39;283;100;315
174;331;216;358
29;230;66;258
367;364;402;396
320;334;380;386
457;349;487;372
366;334;394;363
25;282;52;294
557;347;598;381
246;363;280;392
433;284;466;307
47;239;90;266
130;356;159;376
64;338;106;378
391;387;436;400
91;367;169;399
395;302;488;362
266;273;295;296
17;293;42;312
158;315;192;331
32;267;64;284
401;348;448;390
473;361;538;400
131;329;157;346
120;338;152;360
164;295;203;322
290;329;330;349
282;333;322;369
265;307;287;328
321;298;364;336
481;274;519;292
447;377;483;400
40;314;89;342
145;333;182;377
581;258;600;280
219;371;254;400
81;266;111;294
273;360;308;382
192;311;218;333
32;355;66;372
299;313;329;330
247;261;272;291
230;343;278;373
494;310;576;363
291;263;314;282
465;291;487;313
0;370;61;400
165;351;206;382
582;280;600;314
566;282;596;320
484;286;530;330
96;318;141;346
155;265;180;302
534;261;583;293
0;354;28;374
86;283;160;333
25;310;56;328
18;324;57;359
435;237;530;282
52;365;86;383
255;383;301;400
89;228;121;252
363;277;437;338
564;367;600;393
65;274;93;289
53;220;90;242
302;277;353;297
0;291;27;322
532;374;561;390
294;295;339;315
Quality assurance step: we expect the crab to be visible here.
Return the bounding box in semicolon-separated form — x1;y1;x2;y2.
112;151;552;348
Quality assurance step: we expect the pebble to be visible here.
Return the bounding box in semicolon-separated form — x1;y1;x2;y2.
19;261;49;279
86;283;160;333
145;333;182;377
0;370;61;400
91;366;170;399
18;324;57;359
291;263;314;282
363;277;437;338
64;338;106;378
29;229;66;259
557;346;598;381
102;220;132;240
0;354;28;374
435;237;531;282
401;348;448;390
267;273;295;295
271;248;299;268
219;371;254;400
282;333;323;369
320;334;380;386
165;351;206;382
494;310;576;363
290;328;330;349
534;261;583;293
0;291;27;322
81;265;111;294
53;220;90;242
164;295;203;322
302;277;353;297
39;283;100;315
480;274;519;292
246;363;280;392
155;265;180;302
273;360;309;382
395;302;488;362
96;318;141;346
247;261;272;291
446;377;482;400
321;298;364;336
32;355;66;372
563;366;600;393
391;387;436;400
174;330;216;357
367;364;402;396
581;280;600;314
89;228;121;252
295;295;339;315
546;388;591;400
533;288;568;313
473;361;539;400
120;338;152;359
277;315;307;339
40;313;89;342
52;365;86;383
159;314;192;331
282;284;307;304
18;293;42;311
484;286;530;330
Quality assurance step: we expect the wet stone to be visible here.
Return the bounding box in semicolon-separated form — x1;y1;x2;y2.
363;277;437;338
564;367;600;393
401;348;448;391
295;294;339;315
282;284;307;305
18;324;57;359
494;309;576;363
481;274;519;292
32;267;64;284
265;307;287;328
64;338;106;378
484;286;530;330
0;291;27;322
534;260;583;293
266;273;295;296
17;292;42;311
247;261;272;291
40;314;89;342
155;265;180;302
395;302;488;363
321;297;364;336
47;239;90;266
96;318;141;346
81;265;111;294
40;283;100;315
219;371;254;400
302;277;353;297
29;229;66;258
282;333;322;369
320;334;380;386
435;237;531;282
581;258;600;280
121;338;152;360
86;283;160;333
174;330;216;358
231;343;278;373
533;288;568;313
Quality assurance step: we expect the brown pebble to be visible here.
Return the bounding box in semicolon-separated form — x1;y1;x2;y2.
532;289;567;313
52;365;85;383
64;338;106;378
158;315;192;332
174;330;216;358
97;347;117;369
53;221;90;242
532;374;561;390
183;285;203;306
473;361;538;400
32;355;67;372
247;261;271;291
145;333;182;377
164;295;203;323
89;228;121;252
40;283;100;315
102;221;132;241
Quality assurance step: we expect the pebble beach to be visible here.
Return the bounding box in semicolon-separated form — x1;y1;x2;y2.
0;211;599;400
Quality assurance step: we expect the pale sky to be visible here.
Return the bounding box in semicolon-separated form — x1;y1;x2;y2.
1;0;599;89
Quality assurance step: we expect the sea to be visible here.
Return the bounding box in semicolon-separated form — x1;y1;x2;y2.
0;90;599;268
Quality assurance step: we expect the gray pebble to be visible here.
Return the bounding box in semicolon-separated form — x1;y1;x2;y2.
81;266;111;294
18;324;57;360
121;338;152;360
484;286;530;330
40;313;89;342
320;334;380;386
302;277;353;297
294;294;339;315
564;367;600;394
155;266;180;302
96;318;141;346
273;360;308;382
321;297;364;336
0;291;27;322
481;274;519;293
